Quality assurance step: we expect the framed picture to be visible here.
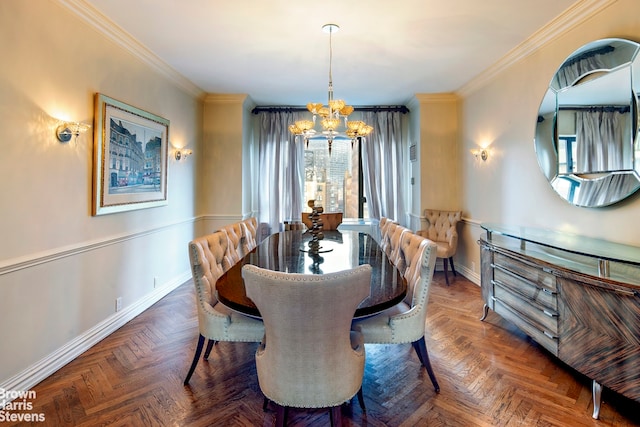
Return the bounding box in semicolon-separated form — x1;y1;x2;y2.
93;94;169;215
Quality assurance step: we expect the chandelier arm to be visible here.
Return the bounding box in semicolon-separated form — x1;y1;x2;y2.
287;23;373;151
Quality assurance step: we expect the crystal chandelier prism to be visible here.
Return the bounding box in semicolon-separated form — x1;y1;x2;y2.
288;24;373;154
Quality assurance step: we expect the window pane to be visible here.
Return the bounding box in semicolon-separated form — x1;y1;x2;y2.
303;139;359;217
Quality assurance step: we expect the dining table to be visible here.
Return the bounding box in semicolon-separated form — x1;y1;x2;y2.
216;230;406;318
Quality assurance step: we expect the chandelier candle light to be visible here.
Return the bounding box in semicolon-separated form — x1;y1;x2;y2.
288;24;373;154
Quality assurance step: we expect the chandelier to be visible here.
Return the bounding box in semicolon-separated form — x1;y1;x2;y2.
288;24;373;154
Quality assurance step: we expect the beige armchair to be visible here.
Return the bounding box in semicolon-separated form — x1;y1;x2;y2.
352;233;440;393
242;264;371;426
184;230;264;385
417;209;462;285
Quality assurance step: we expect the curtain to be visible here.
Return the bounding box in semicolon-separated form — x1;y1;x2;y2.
555;49;608;88
575;110;626;173
256;111;306;235
361;111;405;222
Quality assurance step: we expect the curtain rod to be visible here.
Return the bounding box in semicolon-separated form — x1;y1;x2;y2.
562;45;615;68
251;105;410;114
559;105;630;113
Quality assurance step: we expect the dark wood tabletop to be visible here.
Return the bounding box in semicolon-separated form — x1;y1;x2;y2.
216;230;406;318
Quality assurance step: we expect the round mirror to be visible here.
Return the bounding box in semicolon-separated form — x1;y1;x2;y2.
535;38;640;207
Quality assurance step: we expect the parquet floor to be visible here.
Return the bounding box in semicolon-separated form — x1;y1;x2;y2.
6;273;640;426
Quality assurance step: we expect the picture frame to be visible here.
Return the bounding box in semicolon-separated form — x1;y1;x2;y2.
92;93;169;216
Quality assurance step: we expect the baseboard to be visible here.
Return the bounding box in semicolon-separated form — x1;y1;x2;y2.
436;260;480;286
0;271;190;399
457;264;480;286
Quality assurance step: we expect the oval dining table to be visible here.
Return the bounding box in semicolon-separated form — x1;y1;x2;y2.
216;230;406;319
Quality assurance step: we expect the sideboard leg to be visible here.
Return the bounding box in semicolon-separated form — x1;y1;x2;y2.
480;304;489;321
592;380;602;419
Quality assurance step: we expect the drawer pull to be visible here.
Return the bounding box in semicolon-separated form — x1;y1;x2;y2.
492;264;556;294
543;330;558;340
543;309;558;317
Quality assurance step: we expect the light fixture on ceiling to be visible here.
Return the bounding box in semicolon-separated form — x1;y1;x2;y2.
288;23;373;154
56;121;91;143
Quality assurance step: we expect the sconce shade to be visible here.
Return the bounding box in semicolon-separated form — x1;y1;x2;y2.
175;148;193;161
471;148;488;161
56;122;90;143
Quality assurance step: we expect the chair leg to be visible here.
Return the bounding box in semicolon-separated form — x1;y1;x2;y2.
449;256;457;277
356;386;366;412
274;404;288;427
184;334;205;385
203;339;216;360
442;258;450;285
412;337;440;393
329;406;342;427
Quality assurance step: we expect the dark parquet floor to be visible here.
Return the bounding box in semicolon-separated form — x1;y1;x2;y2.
6;272;640;426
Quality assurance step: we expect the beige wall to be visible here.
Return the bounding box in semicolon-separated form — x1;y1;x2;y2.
0;0;201;387
410;94;461;230
457;0;640;281
199;94;248;232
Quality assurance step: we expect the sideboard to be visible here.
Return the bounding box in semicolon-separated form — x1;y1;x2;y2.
479;223;640;419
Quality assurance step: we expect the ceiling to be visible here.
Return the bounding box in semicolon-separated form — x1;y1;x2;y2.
78;0;580;106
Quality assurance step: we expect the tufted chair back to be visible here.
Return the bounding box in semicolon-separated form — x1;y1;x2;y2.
420;210;461;247
220;222;244;270
241;217;258;249
189;230;228;311
243;264;371;424
379;217;395;250
417;209;461;285
388;224;410;269
184;230;264;385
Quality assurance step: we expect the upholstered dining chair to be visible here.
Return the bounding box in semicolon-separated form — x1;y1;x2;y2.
387;223;410;270
241;217;258;248
242;264;371;427
184;230;264;385
352;233;440;393
416;209;462;285
378;217;393;248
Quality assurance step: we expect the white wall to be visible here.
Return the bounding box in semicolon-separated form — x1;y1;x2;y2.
0;0;201;389
457;0;640;280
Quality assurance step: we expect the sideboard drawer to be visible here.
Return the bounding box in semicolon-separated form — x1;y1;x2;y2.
494;298;558;355
493;266;557;311
494;252;556;290
493;282;558;335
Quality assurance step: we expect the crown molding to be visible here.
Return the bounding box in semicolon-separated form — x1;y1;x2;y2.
414;93;460;104
56;0;204;98
203;94;249;104
457;0;617;97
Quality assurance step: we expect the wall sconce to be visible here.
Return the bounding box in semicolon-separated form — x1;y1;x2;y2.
56;122;91;143
174;148;193;161
470;148;488;161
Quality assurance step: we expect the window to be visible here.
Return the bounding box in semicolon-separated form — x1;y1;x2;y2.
558;135;577;174
303;138;366;218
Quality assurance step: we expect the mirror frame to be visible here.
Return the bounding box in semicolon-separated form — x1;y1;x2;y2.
535;38;640;207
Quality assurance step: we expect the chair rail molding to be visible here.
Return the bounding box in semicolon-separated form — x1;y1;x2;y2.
0;217;197;276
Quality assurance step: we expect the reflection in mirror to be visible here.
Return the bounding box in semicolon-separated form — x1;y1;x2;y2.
535;38;640;207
